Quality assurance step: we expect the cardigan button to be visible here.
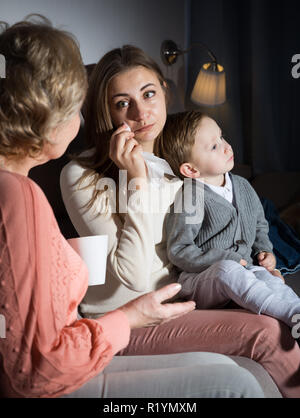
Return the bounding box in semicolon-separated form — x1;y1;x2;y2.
236;240;245;245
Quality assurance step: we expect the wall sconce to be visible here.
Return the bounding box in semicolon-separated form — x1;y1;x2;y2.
161;40;226;106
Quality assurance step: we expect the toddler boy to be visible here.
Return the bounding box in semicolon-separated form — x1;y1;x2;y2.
160;111;300;329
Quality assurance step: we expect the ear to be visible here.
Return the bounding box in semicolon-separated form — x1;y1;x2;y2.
179;163;201;179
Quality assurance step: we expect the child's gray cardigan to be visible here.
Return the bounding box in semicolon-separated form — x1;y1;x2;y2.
165;173;273;273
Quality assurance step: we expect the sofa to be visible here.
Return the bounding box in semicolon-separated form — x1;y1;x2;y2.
32;130;300;398
28;66;300;399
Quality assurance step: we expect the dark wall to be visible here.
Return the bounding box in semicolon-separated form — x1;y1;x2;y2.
186;0;300;175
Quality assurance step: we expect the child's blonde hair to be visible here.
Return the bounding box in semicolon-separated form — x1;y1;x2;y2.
157;111;205;179
0;15;87;160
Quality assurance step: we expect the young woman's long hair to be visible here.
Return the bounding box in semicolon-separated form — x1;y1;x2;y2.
74;45;168;211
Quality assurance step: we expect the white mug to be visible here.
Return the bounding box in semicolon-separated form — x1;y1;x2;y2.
68;235;108;286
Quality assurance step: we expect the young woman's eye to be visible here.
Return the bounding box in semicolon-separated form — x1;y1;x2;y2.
212;144;217;150
144;90;155;99
116;100;129;109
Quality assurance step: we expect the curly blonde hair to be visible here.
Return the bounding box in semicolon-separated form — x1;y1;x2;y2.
0;15;87;160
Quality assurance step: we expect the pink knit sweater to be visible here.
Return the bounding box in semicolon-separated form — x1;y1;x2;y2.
0;170;130;398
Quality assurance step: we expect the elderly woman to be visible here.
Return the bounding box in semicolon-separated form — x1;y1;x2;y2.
60;45;300;398
0;18;266;398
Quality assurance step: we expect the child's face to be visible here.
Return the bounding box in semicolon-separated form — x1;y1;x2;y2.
185;116;234;179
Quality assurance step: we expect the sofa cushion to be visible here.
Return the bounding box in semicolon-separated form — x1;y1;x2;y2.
251;171;300;210
29;125;86;238
228;356;282;398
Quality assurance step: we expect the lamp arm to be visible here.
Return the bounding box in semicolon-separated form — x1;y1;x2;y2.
161;39;219;68
181;42;218;63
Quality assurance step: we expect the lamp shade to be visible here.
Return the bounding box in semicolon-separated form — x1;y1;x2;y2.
191;63;226;106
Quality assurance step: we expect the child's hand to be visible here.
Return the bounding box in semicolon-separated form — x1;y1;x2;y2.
239;259;247;266
257;252;276;271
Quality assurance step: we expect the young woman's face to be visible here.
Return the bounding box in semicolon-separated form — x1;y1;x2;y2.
108;66;167;151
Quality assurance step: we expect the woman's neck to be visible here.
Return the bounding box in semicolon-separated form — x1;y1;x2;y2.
141;141;154;154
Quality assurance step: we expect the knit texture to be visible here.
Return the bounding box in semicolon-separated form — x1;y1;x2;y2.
60;159;183;317
166;174;273;273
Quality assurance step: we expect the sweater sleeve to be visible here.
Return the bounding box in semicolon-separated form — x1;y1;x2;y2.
60;161;155;292
250;188;273;256
96;309;130;354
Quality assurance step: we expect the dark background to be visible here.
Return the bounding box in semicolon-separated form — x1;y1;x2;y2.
185;0;300;175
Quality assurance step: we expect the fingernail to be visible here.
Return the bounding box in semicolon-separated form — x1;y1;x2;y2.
123;122;131;132
173;283;181;290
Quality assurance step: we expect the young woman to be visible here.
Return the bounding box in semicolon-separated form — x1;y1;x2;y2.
60;45;300;397
0;18;266;399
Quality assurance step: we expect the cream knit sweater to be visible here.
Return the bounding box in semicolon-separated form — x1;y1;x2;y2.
60;158;182;317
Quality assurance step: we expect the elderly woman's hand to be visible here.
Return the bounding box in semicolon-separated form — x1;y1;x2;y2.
119;283;196;329
109;123;148;183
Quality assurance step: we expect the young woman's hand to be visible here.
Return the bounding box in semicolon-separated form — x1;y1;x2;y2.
109;123;148;182
119;283;196;329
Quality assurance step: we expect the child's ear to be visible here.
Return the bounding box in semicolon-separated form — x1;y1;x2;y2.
180;163;201;179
